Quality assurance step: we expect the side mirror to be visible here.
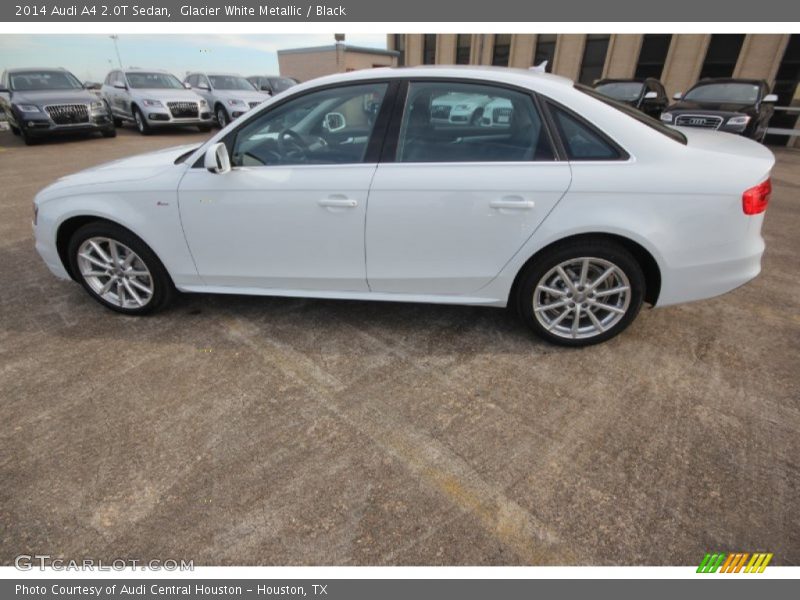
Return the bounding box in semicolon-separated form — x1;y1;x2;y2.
323;112;346;132
205;143;231;174
114;82;127;90
763;94;778;103
672;92;682;100
197;83;209;91
84;81;100;90
643;91;658;100
261;85;272;94
183;82;192;89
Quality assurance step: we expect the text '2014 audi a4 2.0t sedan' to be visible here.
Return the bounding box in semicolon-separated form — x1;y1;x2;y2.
32;67;774;346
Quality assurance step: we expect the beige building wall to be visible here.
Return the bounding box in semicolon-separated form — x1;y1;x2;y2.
510;34;536;69
278;50;340;82
552;34;585;81
343;52;396;71
603;34;644;79
660;34;710;98
437;34;457;65
734;34;791;84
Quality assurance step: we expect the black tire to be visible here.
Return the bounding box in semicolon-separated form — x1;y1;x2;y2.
197;123;212;133
216;105;229;128
113;116;123;127
67;221;174;315
516;239;645;347
132;106;151;135
19;125;36;145
10;123;20;135
101;127;117;138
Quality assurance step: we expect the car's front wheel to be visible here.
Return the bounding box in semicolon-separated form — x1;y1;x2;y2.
132;106;151;135
517;240;644;346
216;106;229;128
67;222;174;315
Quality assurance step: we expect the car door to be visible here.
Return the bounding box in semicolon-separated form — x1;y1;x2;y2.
366;80;572;295
177;80;394;291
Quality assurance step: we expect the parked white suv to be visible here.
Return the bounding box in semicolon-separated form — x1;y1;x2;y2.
184;72;269;127
101;69;213;134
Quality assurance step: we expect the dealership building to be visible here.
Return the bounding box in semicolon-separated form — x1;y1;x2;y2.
387;34;800;145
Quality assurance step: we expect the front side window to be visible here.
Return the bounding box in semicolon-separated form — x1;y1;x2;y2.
231;82;388;167
396;81;555;163
10;70;82;91
126;72;184;89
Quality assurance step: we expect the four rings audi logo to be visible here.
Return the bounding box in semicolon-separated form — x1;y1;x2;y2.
689;118;706;125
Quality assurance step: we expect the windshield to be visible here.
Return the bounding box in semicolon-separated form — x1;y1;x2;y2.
683;83;760;104
209;75;255;91
268;77;297;93
577;84;687;145
594;82;644;102
126;72;184;90
10;70;82;91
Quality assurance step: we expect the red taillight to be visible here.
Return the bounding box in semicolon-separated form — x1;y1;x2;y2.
742;179;771;215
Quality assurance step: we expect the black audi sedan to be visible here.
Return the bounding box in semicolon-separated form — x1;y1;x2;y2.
660;78;777;141
592;78;668;119
0;68;116;145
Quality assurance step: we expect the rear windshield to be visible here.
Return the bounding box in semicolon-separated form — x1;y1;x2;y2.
594;81;644;102
577;84;687;145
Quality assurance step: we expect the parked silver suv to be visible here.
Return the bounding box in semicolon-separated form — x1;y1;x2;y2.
101;69;212;134
184;72;269;127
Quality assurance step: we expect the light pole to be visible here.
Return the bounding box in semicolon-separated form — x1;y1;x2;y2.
109;35;123;69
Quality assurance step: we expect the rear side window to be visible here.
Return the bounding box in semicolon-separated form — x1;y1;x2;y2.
549;105;622;160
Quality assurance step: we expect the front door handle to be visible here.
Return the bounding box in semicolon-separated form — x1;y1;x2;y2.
490;197;535;210
318;196;358;208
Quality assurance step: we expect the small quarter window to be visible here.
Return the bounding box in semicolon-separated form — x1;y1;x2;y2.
548;104;622;160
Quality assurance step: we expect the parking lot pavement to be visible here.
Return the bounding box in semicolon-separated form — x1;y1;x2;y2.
1;127;798;566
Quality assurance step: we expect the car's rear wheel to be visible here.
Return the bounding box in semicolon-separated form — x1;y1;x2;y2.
133;106;151;135
517;240;644;346
68;222;174;315
101;127;117;138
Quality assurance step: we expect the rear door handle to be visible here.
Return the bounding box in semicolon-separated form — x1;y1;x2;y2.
318;196;358;208
489;197;535;210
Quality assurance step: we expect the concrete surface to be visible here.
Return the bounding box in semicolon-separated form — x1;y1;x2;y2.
0;127;798;566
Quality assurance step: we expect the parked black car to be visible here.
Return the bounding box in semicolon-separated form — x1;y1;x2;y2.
660;78;777;141
0;68;115;145
592;78;668;118
246;75;299;96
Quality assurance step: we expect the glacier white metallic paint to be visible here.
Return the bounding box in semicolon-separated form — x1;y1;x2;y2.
33;66;774;344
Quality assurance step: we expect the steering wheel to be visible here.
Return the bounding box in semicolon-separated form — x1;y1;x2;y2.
278;129;308;162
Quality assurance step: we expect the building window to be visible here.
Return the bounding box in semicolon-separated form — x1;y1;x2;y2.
423;34;436;65
699;34;745;79
533;34;557;71
635;34;672;79
492;34;512;67
394;34;405;67
579;34;610;84
767;34;800;145
456;34;472;65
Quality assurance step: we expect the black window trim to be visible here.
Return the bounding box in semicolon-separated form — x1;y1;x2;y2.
191;78;401;169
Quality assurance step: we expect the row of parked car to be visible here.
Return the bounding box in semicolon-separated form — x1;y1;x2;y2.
0;66;780;145
591;76;778;142
0;67;298;144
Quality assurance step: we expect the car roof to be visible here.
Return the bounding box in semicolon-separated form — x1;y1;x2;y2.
194;72;244;77
594;78;653;84
122;68;174;74
692;77;767;86
6;67;73;74
289;65;573;94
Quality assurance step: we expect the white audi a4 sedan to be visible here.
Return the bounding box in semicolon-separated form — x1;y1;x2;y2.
33;66;774;346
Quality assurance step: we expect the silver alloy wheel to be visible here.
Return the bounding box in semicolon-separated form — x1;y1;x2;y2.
134;110;144;132
217;108;227;127
532;257;631;340
76;237;154;309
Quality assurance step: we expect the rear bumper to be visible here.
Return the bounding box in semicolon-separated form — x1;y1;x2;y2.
656;231;765;307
